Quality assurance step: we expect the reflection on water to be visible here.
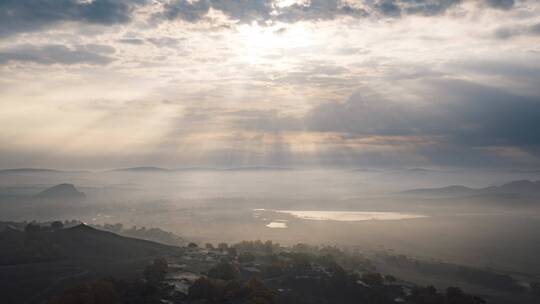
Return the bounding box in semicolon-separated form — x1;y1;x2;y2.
255;209;427;222
266;221;288;228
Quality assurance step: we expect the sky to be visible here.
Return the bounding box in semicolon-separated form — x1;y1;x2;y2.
0;0;539;170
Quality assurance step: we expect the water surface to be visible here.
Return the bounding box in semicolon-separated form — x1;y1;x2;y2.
268;210;427;221
266;221;288;228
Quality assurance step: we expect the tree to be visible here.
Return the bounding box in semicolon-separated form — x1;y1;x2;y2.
25;223;40;233
265;262;285;277
531;281;540;296
446;286;464;298
228;247;238;257
446;286;486;304
47;280;119;304
408;285;444;304
384;274;397;284
243;277;275;304
217;242;228;251
361;272;384;286
51;221;64;230
207;262;240;281
143;258;168;284
238;252;255;263
188;277;222;300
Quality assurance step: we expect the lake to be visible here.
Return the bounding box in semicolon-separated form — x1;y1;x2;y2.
255;209;427;226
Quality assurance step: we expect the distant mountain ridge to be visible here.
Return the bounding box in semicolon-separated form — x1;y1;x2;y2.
404;180;540;197
0;168;64;174
0;168;90;174
1;166;296;174
108;166;294;172
109;166;171;172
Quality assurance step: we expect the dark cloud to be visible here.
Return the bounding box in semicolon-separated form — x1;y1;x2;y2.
485;0;515;10
0;0;524;37
160;0;273;23
230;78;540;167
305;79;540;148
276;0;368;23
375;0;463;17
161;0;210;22
376;0;402;17
118;38;145;45
532;23;540;34
494;26;519;39
494;22;540;39
0;0;146;37
402;0;462;16
437;80;540;147
210;0;273;23
448;60;540;88
0;44;116;65
304;90;442;136
160;0;470;24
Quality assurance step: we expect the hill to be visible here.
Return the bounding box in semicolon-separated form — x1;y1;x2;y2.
404;185;475;196
0;168;89;174
108;166;294;172
34;183;86;200
0;168;63;174
404;180;540;197
0;224;178;264
108;166;170;172
0;224;180;304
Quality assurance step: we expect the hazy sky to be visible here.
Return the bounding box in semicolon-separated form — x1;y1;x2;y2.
1;0;539;170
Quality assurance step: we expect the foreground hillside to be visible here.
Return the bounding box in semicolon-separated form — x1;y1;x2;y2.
1;221;539;304
0;223;180;304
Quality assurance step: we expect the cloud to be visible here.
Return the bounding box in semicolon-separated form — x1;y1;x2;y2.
0;1;537;170
485;0;515;10
160;0;273;23
376;0;402;17
265;61;356;89
374;0;467;17
374;0;520;18
304;90;441;136
435;79;540;147
494;22;540;39
276;0;368;23
227;109;303;132
161;0;210;22
0;0;146;37
0;0;527;39
118;38;146;45
447;59;540;91
146;37;184;48
0;44;116;65
227;78;540;167
159;0;489;25
0;0;523;37
210;0;274;23
401;0;462;16
305;79;540;147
